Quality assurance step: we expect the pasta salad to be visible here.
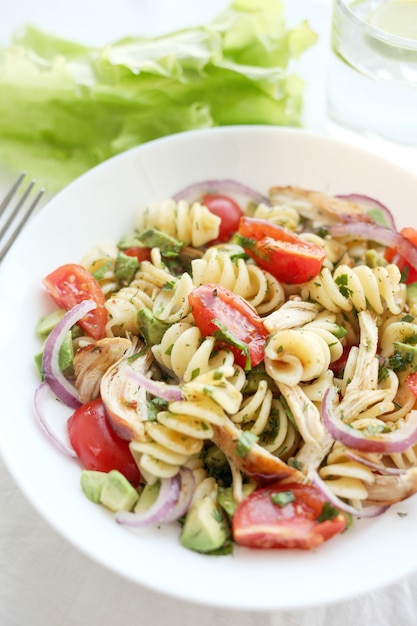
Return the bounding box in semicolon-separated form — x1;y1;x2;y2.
35;179;417;554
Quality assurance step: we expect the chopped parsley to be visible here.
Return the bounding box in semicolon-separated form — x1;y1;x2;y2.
389;349;414;372
280;395;298;431
288;457;303;471
335;274;353;299
146;397;169;421
114;251;139;286
212;318;251;371
271;490;295;507
236;431;258;458
317;502;341;523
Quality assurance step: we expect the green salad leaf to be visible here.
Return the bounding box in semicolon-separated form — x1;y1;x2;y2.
0;0;317;191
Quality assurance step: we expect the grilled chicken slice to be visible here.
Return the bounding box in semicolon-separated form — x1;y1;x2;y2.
263;299;321;334
212;418;304;483
365;468;417;505
269;186;371;225
74;337;132;403
100;348;154;441
278;382;326;445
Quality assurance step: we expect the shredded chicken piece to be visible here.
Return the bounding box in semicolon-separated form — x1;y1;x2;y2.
74;337;132;403
263;299;321;334
338;310;393;422
100;347;154;441
365;468;417;505
343;310;378;393
295;433;334;473
212;418;303;483
278;381;326;445
268;186;371;225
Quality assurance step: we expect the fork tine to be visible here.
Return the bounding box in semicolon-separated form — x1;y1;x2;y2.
0;178;36;240
0;174;45;262
0;171;26;216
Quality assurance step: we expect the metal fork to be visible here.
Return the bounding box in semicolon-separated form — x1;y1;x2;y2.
0;172;45;262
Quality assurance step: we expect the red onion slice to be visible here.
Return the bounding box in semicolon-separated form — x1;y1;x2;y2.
345;450;406;476
34;382;77;457
125;366;183;402
42;300;97;409
163;467;196;522
327;222;417;272
115;473;181;527
173;179;270;208
322;387;417;454
308;467;389;518
336;194;396;230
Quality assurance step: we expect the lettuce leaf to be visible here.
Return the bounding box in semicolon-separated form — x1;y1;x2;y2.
0;0;317;191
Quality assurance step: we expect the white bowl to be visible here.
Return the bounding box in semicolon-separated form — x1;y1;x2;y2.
1;126;417;611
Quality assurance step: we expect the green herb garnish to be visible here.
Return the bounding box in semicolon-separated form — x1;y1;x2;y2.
236;431;258;458
271;490;295;507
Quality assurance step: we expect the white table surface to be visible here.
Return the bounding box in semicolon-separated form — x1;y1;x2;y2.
1;1;417;625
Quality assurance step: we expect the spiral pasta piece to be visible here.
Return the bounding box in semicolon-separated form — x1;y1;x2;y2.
130;366;241;482
232;380;273;431
379;318;417;357
136;199;221;247
298;232;346;270
251;202;301;231
318;444;376;506
80;241;118;295
152;273;193;324
191;246;284;314
152;322;235;383
232;381;300;460
104;286;154;337
135;260;178;295
264;312;345;390
264;328;332;386
301;264;406;314
302;312;345;362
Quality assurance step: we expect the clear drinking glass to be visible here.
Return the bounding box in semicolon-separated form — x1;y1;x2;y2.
327;0;417;145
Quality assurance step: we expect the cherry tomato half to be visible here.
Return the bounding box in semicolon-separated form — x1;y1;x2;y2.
238;216;326;284
233;482;347;550
406;372;417;397
385;227;417;283
202;194;243;243
68;398;140;485
44;263;108;340
124;247;152;263
188;283;268;369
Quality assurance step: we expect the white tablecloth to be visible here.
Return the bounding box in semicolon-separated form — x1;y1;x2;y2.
1;1;417;624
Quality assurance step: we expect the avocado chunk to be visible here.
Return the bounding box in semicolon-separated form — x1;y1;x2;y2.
407;282;417;317
365;249;387;269
57;330;75;371
134;481;160;514
203;445;232;485
34;330;74;378
80;470;108;503
35;309;66;337
137;228;183;256
114;251;139;286
137;307;170;345
218;483;256;517
180;495;230;553
390;341;417;373
99;470;139;512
